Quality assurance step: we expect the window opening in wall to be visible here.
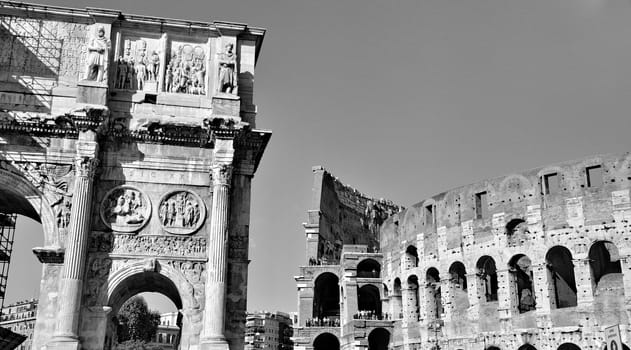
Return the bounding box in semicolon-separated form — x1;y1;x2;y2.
313;273;340;319
475;191;488;219
449;262;467;291
588;241;622;286
509;254;535;313
542;173;560;195
425;204;435;227
405;245;419;269
586;165;604;188
407;275;420;321
505;218;527;236
425;268;442;320
476;256;498;302
546;246;577;308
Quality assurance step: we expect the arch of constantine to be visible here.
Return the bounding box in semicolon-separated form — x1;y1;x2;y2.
295;154;631;350
0;2;269;350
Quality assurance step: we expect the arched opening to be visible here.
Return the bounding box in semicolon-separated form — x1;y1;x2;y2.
357;259;381;278
313;332;340;350
358;285;381;317
603;343;630;350
486;346;500;350
313;273;340;319
368;328;390;350
506;218;527;236
406;275;420;321
546;246;577;308
509;254;536;313
476;256;498;302
449;262;467;291
106;270;184;350
405;245;419;269
448;261;469;315
393;278;403;319
558;343;581;350
589;241;622;286
425;267;442;320
518;344;537;350
0;168;60;350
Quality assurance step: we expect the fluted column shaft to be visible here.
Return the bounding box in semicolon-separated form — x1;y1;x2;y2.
54;131;99;342
201;157;233;349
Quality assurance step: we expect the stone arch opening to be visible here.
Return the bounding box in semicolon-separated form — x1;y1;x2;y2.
558;343;581;350
425;267;442;320
406;275;420;321
476;256;498;302
486;346;500;350
506;218;526;236
589;241;622;287
546;246;577;308
106;269;184;350
604;343;630;350
368;328;390;350
393;278;403;319
358;285;381;317
509;254;536;313
518;344;537;350
357;258;381;278
405;245;419;269
449;262;467;291
313;332;340;350
448;261;469;315
313;272;340;319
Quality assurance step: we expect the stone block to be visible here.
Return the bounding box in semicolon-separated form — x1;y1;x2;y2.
76;80;108;105
212;94;240;117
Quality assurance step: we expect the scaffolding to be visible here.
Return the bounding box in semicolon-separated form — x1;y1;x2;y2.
0;213;16;313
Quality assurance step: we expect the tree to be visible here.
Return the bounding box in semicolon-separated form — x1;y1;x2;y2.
116;296;161;345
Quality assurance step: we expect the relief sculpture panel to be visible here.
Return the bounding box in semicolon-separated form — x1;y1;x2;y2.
165;41;207;95
114;35;163;92
100;185;151;232
88;232;207;259
158;190;206;235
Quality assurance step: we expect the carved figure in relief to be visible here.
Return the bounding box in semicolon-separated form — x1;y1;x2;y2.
135;53;147;90
101;186;151;232
165;62;173;93
148;51;160;81
84;26;110;82
165;44;206;95
217;43;237;94
115;57;128;89
56;199;71;229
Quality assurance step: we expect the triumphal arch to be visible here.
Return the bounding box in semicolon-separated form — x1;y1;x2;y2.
0;2;269;350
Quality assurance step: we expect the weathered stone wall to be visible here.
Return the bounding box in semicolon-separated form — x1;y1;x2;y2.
380;152;631;350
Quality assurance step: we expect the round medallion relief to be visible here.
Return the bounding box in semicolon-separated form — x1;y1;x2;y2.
158;190;206;235
100;185;152;233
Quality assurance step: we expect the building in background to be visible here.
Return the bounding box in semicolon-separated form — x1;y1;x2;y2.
149;312;180;350
0;299;38;350
245;311;293;350
295;156;631;350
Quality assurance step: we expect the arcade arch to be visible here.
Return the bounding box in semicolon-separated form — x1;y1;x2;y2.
313;272;340;318
358;285;381;316
368;328;390;350
313;332;340;350
392;278;403;319
588;241;622;288
518;344;537;350
558;343;581;350
476;256;498;302
546;246;577;308
508;254;535;313
425;267;442;320
357;259;381;278
405;245;419;269
406;275;420;321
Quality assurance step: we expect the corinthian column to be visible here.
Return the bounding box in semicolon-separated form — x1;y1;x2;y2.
200;139;234;350
49;130;99;350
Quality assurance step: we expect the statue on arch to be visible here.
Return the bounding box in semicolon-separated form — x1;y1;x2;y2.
84;26;111;82
217;43;237;94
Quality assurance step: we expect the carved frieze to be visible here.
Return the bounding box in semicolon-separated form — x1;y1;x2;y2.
166;41;207;95
158;190;206;235
115;35;163;92
100;186;151;232
89;233;207;259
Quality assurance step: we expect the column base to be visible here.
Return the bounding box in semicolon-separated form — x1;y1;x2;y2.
199;336;230;350
46;336;81;350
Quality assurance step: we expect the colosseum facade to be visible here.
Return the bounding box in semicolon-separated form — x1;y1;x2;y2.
294;153;631;350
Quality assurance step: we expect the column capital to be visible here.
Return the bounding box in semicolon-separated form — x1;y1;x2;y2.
75;133;99;179
210;163;233;187
74;156;100;179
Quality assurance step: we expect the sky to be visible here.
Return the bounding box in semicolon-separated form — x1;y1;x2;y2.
5;0;631;315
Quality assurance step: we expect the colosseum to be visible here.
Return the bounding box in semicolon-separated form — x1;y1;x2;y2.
294;153;631;350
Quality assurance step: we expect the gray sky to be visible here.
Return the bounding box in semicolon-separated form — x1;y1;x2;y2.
5;0;631;314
